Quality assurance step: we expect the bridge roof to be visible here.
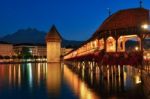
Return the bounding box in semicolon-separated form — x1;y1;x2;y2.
96;8;149;32
64;8;150;57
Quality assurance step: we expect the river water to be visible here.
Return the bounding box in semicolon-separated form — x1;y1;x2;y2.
0;62;148;99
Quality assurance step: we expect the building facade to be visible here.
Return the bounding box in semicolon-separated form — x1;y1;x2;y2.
0;41;13;56
13;43;46;57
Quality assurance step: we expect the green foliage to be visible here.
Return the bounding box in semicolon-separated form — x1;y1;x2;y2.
4;56;10;59
33;55;38;59
0;55;4;59
21;47;33;59
17;55;22;59
44;56;46;58
12;55;17;59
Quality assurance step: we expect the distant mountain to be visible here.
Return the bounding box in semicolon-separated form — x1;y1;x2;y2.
0;28;83;48
62;39;83;48
0;28;46;44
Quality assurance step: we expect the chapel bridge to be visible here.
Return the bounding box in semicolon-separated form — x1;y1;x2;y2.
64;8;150;65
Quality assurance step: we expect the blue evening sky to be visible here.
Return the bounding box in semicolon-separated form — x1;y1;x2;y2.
0;0;150;40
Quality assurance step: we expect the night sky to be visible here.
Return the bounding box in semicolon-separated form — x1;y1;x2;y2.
0;0;150;40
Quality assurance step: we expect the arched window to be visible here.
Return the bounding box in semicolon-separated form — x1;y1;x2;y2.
118;35;141;52
106;37;116;52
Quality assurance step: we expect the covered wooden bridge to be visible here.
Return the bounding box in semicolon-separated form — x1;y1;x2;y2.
64;8;150;65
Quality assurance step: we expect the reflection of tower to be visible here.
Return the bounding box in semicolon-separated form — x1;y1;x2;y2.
46;63;61;95
46;25;62;63
63;65;99;99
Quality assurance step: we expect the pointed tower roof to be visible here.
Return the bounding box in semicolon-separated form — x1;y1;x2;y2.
46;25;62;42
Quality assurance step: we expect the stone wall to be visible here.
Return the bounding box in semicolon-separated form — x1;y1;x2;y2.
47;42;61;62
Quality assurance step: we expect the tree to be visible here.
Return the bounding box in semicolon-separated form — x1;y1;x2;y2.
21;47;33;59
12;55;17;59
34;55;38;61
17;55;22;59
44;56;47;59
0;55;4;59
4;56;10;59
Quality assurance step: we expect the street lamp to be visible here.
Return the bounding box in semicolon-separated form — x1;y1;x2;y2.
135;46;139;51
141;24;150;30
141;24;148;29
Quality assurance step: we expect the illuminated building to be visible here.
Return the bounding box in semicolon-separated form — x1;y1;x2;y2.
0;41;13;56
46;25;62;62
13;43;46;57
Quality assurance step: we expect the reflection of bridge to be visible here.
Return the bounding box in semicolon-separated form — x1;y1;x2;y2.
64;8;150;65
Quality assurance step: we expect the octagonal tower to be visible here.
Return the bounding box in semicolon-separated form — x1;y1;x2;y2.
46;25;62;63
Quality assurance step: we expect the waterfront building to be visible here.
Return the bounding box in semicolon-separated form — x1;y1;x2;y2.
0;41;13;56
13;43;46;57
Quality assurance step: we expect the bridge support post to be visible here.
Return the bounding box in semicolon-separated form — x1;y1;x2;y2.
120;65;124;91
103;65;108;79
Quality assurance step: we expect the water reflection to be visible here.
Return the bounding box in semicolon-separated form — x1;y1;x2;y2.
0;63;49;99
64;64;100;99
27;63;33;88
66;62;145;99
46;63;61;95
0;62;147;99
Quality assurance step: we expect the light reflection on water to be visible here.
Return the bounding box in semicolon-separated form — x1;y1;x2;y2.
69;63;145;99
64;64;100;99
27;63;32;88
0;62;147;99
46;63;61;95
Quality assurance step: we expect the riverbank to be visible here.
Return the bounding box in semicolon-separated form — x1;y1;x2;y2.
0;59;47;64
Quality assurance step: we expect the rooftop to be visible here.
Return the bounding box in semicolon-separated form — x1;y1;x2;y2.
46;25;62;42
97;8;149;32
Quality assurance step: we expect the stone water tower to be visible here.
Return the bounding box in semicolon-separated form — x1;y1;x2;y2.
46;25;62;63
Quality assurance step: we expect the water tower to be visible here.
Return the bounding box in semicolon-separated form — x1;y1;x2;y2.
46;25;62;63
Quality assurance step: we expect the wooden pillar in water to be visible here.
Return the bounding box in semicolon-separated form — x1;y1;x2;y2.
103;65;108;79
120;65;124;91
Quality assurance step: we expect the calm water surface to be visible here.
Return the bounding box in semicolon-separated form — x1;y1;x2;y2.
0;62;147;99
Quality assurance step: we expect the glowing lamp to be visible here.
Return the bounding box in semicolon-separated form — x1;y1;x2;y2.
135;46;139;51
141;24;148;29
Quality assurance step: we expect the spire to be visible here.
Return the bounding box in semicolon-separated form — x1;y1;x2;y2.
46;25;62;42
107;8;111;16
139;0;143;8
149;10;150;24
